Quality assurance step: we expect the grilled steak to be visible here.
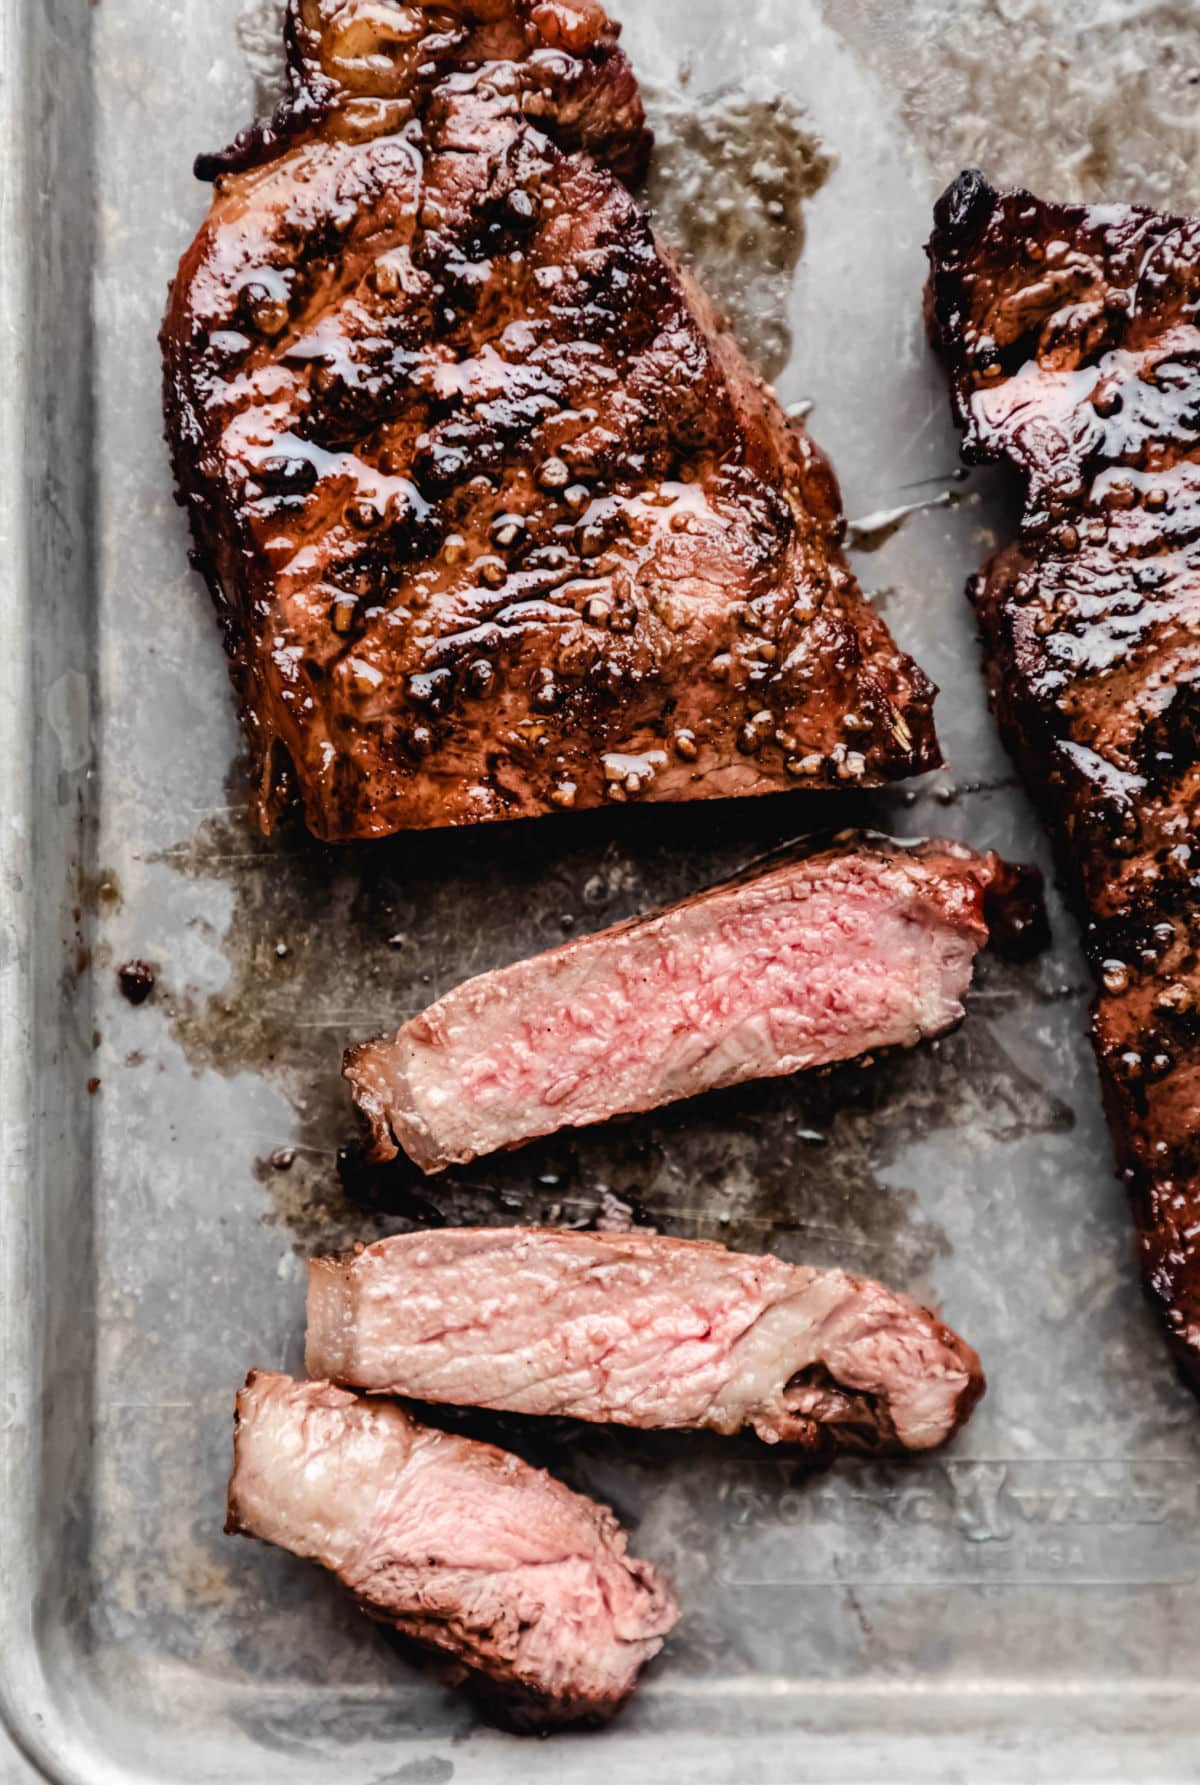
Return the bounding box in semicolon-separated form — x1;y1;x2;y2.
927;170;1200;1385
346;833;1036;1170
307;1228;985;1453
227;1371;677;1726
161;0;940;842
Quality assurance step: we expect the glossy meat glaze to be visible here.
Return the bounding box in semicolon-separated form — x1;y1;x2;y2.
162;0;940;840
928;169;1200;1385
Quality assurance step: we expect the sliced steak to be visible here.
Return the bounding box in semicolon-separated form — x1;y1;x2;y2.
307;1228;985;1453
161;0;939;842
927;170;1200;1385
346;833;1036;1170
227;1371;677;1726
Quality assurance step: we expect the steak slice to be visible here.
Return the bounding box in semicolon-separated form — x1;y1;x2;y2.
346;833;1038;1171
161;0;940;843
927;170;1200;1386
227;1371;677;1727
307;1228;985;1453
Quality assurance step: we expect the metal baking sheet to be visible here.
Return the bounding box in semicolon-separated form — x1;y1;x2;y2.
3;0;1200;1779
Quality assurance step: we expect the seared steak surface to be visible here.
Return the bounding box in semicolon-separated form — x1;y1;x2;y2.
346;834;1025;1170
928;170;1200;1384
162;0;939;841
307;1228;985;1453
227;1371;677;1725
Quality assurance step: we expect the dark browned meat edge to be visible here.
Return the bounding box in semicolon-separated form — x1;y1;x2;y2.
926;168;1200;1389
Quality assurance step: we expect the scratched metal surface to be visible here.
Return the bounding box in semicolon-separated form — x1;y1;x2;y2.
3;0;1200;1780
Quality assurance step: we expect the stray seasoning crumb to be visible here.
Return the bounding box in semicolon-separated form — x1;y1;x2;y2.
118;960;157;1006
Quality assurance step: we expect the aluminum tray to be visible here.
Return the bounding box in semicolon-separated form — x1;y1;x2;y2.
4;0;1200;1779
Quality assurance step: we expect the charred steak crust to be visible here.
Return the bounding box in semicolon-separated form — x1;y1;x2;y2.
345;832;1030;1171
305;1227;985;1453
927;170;1200;1384
227;1371;678;1727
196;0;654;188
162;0;939;842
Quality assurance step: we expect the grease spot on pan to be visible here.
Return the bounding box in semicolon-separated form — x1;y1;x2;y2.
80;866;123;914
645;74;833;382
